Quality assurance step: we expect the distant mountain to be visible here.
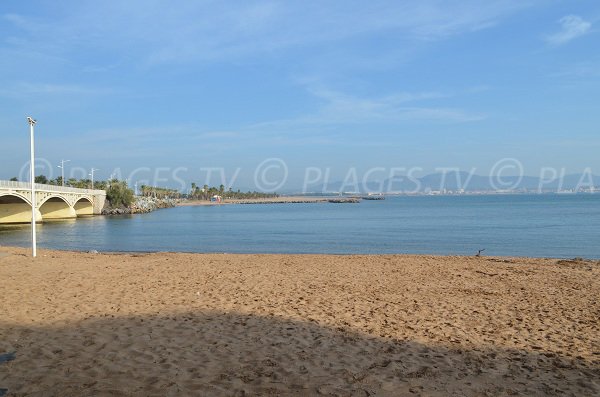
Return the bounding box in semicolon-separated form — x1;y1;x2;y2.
302;171;600;194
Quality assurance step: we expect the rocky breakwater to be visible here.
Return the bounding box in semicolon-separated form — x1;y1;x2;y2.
102;197;178;215
230;197;361;204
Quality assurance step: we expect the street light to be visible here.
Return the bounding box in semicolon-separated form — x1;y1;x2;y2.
57;159;70;187
89;168;99;190
27;116;37;258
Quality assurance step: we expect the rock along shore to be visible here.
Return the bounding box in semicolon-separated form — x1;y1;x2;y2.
233;198;361;205
102;197;179;215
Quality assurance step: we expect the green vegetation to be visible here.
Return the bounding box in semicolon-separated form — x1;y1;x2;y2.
105;180;135;208
189;183;278;200
25;175;276;203
32;175;136;208
34;175;48;184
32;175;96;189
139;185;181;199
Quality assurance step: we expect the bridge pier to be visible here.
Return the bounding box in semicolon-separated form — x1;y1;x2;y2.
74;199;95;216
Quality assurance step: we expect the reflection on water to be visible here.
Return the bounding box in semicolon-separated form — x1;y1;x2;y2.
1;195;599;258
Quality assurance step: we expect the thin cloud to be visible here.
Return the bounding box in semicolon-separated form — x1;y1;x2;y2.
0;82;119;99
19;83;113;95
247;87;484;134
1;1;532;66
306;88;483;123
196;131;241;139
549;61;600;79
144;1;531;64
546;15;592;46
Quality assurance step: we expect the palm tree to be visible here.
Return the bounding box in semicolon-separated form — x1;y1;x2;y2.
34;175;48;184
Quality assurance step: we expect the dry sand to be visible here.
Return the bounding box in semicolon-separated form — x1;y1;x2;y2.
0;247;598;396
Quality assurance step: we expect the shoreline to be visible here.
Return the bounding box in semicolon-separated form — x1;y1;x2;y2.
1;244;599;261
1;247;598;395
0;245;546;258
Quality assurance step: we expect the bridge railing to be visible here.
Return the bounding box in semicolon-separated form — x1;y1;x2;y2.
0;180;105;195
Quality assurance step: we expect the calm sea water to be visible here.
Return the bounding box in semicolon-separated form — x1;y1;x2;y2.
1;195;599;258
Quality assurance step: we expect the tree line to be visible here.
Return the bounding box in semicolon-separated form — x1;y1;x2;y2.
10;175;181;208
139;185;181;199
189;183;278;200
9;176;278;202
11;175;100;190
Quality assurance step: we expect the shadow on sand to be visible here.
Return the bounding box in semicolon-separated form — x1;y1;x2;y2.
0;311;598;396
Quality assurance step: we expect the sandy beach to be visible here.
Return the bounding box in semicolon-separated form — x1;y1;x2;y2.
0;248;598;396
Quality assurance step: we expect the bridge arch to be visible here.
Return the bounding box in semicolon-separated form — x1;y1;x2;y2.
0;192;31;205
39;196;76;220
38;194;71;207
74;197;94;217
0;193;40;223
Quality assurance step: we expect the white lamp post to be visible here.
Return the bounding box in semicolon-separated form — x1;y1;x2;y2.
89;168;99;190
57;159;70;187
27;116;37;258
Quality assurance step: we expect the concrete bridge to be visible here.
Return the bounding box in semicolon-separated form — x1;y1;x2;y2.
0;180;106;224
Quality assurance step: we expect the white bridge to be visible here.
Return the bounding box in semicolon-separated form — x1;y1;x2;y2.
0;180;106;224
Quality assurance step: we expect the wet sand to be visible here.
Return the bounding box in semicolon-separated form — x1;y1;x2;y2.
0;247;598;396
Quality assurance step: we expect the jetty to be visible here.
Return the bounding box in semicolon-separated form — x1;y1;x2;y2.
179;196;362;206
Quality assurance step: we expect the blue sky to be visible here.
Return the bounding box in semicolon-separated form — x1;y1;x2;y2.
1;1;599;190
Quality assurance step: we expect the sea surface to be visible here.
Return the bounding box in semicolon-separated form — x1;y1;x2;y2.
1;194;599;258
